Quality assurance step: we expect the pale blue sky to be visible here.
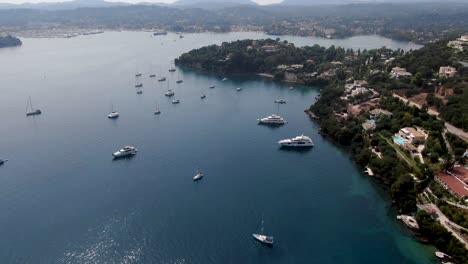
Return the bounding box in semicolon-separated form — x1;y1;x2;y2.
0;0;283;5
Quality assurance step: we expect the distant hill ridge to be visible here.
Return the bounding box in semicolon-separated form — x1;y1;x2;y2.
0;0;256;10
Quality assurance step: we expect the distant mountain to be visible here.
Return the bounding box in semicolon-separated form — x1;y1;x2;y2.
172;0;257;10
278;0;466;5
174;0;256;6
0;0;130;10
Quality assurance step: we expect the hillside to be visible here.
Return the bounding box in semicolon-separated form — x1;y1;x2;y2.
0;35;22;48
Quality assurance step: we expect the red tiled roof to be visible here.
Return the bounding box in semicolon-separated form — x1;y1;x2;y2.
437;168;468;197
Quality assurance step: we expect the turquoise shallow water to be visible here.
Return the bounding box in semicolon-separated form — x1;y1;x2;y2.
0;31;435;263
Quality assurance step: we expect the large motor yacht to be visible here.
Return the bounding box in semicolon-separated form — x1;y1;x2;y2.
258;114;287;125
112;146;138;158
278;135;314;147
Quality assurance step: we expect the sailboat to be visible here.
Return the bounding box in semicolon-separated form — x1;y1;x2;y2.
0;159;8;166
169;62;176;72
25;96;42;116
154;100;161;115
165;80;175;97
108;102;119;119
176;72;183;84
252;216;274;245
158;67;167;81
149;63;156;78
135;75;143;88
135;64;142;77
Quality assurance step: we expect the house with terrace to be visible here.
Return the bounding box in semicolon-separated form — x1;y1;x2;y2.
393;127;428;163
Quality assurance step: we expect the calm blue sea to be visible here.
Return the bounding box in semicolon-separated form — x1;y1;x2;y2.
0;31;435;263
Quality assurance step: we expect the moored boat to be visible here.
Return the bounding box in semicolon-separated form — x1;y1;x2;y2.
258;114;287;125
108;111;119;119
274;99;286;104
278;135;314;148
193;171;204;181
165;90;175;97
25;96;42;116
112;146;138;158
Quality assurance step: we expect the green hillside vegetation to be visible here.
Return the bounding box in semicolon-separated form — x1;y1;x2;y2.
0;35;21;48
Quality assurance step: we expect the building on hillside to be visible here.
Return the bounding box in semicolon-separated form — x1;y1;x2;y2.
439;66;457;78
394;127;428;145
260;45;278;53
362;120;376;131
459;34;468;42
369;108;393;119
436;166;468;199
390;67;413;79
319;69;336;79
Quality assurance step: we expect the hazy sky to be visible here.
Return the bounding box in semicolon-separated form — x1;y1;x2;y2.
0;0;283;5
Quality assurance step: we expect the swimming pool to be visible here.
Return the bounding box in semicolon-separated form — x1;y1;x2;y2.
394;136;407;145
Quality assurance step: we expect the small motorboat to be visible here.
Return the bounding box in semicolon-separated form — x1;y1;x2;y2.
222;78;228;81
136;90;143;94
176;80;183;84
201;94;206;99
274;99;286;104
0;159;8;166
135;73;142;77
149;74;156;78
165;90;175;97
154;110;161;115
158;77;166;82
288;86;294;90
172;99;180;104
193;171;204;181
135;83;143;88
209;85;215;89
236;87;242;91
108;111;119;119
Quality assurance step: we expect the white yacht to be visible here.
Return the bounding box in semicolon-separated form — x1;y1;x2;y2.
108;111;119;119
165;90;175;97
209;85;215;89
278;135;314;147
252;234;274;245
253;217;273;245
274;99;286;104
112;146;138;158
397;215;419;230
193;171;204;181
258;114;287;125
172;99;180;104
236;87;242;91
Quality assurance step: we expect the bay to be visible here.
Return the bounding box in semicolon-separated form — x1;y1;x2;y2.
0;31;433;263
